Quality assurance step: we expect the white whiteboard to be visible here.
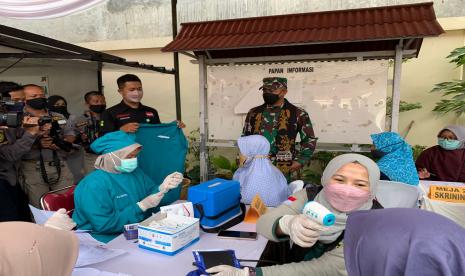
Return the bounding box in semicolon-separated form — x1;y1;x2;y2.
207;60;388;144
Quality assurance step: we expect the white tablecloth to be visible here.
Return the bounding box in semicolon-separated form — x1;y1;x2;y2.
88;222;268;276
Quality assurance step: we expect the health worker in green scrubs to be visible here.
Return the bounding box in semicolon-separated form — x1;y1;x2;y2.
73;131;183;242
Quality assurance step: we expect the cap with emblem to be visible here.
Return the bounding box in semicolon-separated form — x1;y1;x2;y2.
259;77;287;92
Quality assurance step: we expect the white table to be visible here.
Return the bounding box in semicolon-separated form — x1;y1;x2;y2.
88;222;268;276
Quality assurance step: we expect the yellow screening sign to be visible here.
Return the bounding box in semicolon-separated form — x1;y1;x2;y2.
429;185;465;204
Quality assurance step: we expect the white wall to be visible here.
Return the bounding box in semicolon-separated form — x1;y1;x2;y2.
101;49;199;134
0;59;99;115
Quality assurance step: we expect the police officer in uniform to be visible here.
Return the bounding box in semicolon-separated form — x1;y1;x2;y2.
243;77;317;178
0;82;36;221
21;84;75;208
74;91;106;173
100;74;185;135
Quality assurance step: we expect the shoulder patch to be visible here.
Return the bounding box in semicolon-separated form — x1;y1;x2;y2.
0;131;5;143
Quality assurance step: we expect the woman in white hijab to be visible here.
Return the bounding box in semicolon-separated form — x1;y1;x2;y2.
207;153;382;276
233;135;290;207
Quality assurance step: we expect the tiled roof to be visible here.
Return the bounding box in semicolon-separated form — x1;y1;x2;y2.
163;2;444;59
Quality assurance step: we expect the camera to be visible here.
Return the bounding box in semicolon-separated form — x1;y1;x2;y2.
32;115;73;152
49;120;74;152
38;115;52;126
0;100;24;127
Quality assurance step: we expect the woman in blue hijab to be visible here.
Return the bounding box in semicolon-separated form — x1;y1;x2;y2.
345;208;465;276
370;132;419;185
233;135;290;207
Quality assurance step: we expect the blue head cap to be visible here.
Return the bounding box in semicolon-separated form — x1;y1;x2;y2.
91;131;137;154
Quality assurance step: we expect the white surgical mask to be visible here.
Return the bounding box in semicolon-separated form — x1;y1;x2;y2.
127;90;143;103
110;153;138;173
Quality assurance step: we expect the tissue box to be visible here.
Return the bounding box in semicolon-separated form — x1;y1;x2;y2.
138;212;199;256
188;178;241;228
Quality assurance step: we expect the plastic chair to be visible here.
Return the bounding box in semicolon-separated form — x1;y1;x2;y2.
40;185;76;214
375;180;421;208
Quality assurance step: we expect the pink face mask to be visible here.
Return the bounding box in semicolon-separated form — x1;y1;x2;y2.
323;183;371;212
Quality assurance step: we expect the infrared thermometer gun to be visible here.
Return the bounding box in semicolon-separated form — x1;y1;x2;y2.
302;201;336;226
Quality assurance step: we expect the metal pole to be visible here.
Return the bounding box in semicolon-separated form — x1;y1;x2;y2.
171;0;182;120
390;40;403;132
97;61;103;93
199;55;209;181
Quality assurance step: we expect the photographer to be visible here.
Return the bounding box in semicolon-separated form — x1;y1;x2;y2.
74;91;106;173
0;82;35;221
47;95;86;183
21;84;75;208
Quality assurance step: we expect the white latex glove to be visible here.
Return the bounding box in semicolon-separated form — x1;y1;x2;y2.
137;192;164;212
44;208;76;231
158;172;183;193
278;214;325;248
206;265;249;276
288;180;305;193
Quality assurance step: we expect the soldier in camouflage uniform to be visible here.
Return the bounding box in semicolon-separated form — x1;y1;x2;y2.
243;77;317;177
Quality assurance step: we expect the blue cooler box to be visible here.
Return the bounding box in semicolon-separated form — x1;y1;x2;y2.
188;178;241;229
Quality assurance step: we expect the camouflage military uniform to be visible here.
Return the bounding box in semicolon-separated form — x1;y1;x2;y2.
243;77;317;176
243;99;316;173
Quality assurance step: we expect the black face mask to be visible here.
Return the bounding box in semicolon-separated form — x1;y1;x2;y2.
371;149;386;159
263;93;280;105
89;104;106;114
51;106;68;115
26;98;47;110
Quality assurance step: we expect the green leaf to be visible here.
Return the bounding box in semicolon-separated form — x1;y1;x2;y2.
211;155;231;170
432;99;465;116
215;169;233;180
412;145;427;161
230;162;238;173
385;97;422;116
186;165;200;184
447;46;465;66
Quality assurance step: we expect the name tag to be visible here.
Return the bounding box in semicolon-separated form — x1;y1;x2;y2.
116;113;131;120
116;194;128;199
75;121;89;128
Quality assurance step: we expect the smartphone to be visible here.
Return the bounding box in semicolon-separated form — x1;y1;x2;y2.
193;250;241;274
217;230;257;240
